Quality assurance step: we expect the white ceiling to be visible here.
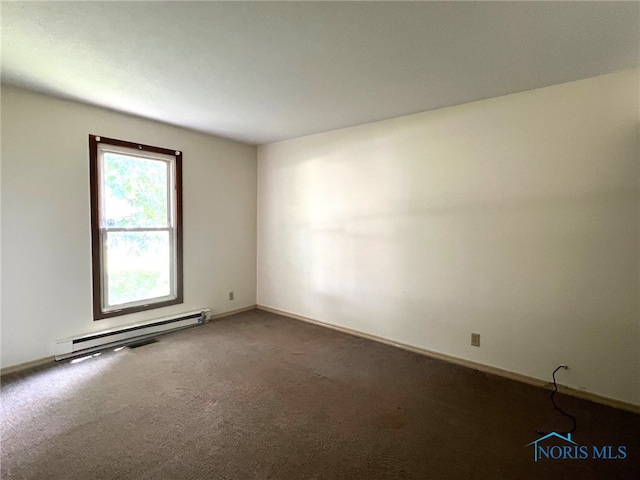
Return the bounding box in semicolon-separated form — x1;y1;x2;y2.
2;1;638;145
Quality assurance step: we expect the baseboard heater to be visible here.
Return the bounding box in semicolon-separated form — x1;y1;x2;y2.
54;309;210;361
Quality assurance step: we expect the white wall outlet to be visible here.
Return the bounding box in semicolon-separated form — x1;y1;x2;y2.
229;291;234;301
471;333;480;347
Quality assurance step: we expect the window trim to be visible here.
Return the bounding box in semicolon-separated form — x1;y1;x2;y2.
89;135;183;320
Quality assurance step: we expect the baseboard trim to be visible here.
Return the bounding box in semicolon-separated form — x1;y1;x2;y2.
256;305;640;414
1;356;56;376
209;305;257;320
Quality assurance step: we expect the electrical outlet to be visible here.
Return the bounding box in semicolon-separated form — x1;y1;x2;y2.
471;333;480;347
229;291;234;301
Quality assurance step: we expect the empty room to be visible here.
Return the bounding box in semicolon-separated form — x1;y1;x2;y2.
1;1;639;479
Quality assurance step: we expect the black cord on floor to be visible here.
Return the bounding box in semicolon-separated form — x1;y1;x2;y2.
535;365;577;436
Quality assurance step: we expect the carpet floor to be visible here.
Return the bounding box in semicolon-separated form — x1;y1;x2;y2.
1;309;638;479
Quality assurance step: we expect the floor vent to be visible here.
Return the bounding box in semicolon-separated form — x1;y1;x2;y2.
127;338;158;349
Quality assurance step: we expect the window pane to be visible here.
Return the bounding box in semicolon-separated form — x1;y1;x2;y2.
103;153;168;228
105;231;172;306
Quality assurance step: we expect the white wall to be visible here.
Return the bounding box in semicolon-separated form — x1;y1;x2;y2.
257;69;640;406
1;86;257;368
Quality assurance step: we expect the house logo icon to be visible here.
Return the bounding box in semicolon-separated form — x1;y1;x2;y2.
526;432;578;462
526;432;627;462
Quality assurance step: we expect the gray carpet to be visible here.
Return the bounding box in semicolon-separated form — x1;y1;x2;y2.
1;309;638;479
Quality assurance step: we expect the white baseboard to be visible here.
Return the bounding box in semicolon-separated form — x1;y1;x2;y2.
209;305;257;320
256;305;640;414
1;356;56;376
5;304;637;414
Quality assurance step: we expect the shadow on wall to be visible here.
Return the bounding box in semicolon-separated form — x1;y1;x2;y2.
281;141;637;386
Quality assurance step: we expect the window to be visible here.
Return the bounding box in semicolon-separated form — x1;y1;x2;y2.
89;135;183;319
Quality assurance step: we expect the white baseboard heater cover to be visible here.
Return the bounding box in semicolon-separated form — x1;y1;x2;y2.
54;309;210;361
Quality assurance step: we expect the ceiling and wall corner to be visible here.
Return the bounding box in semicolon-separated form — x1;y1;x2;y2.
1;1;638;145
